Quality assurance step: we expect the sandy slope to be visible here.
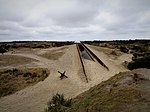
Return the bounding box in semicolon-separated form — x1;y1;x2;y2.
0;44;132;112
67;68;150;112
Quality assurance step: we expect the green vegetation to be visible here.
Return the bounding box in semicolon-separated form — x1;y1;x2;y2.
87;40;150;70
45;93;72;112
120;46;129;53
67;88;141;112
66;70;150;112
0;47;7;54
0;41;74;49
131;45;149;53
82;40;150;55
0;68;49;97
127;52;150;70
0;44;10;54
43;70;150;112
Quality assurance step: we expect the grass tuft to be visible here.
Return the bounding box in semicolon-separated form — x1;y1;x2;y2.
45;93;72;112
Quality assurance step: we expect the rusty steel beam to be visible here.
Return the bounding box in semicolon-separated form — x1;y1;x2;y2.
81;42;109;71
80;44;95;61
76;44;88;83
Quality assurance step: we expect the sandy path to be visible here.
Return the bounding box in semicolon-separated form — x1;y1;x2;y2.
0;44;132;112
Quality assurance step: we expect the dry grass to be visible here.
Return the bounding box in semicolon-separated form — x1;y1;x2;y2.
0;55;38;67
39;47;68;60
67;69;150;112
0;67;49;97
45;93;72;112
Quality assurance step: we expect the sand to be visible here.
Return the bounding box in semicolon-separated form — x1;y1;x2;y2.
0;44;132;112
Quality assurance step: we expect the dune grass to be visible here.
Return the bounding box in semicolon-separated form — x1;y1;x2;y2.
0;68;49;97
0;55;37;67
45;93;72;112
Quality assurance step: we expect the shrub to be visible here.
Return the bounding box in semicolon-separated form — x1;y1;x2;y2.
0;44;10;54
31;73;37;79
128;54;150;70
12;68;19;76
132;45;149;52
45;93;72;112
40;70;49;81
23;72;32;77
0;46;7;54
120;46;129;53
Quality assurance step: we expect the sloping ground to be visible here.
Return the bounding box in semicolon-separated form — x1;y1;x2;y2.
0;68;49;97
87;44;133;72
82;44;133;86
0;45;86;112
67;68;150;112
0;55;38;67
0;44;132;112
36;46;68;60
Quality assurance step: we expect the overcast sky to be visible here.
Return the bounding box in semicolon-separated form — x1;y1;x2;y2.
0;0;150;41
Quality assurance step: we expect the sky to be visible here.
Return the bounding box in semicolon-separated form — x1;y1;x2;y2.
0;0;150;41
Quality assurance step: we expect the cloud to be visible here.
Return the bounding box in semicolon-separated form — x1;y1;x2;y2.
0;0;150;41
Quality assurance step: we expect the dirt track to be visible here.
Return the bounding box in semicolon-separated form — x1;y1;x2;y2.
0;44;132;112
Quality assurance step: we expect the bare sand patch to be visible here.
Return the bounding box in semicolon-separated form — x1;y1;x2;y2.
37;46;68;60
